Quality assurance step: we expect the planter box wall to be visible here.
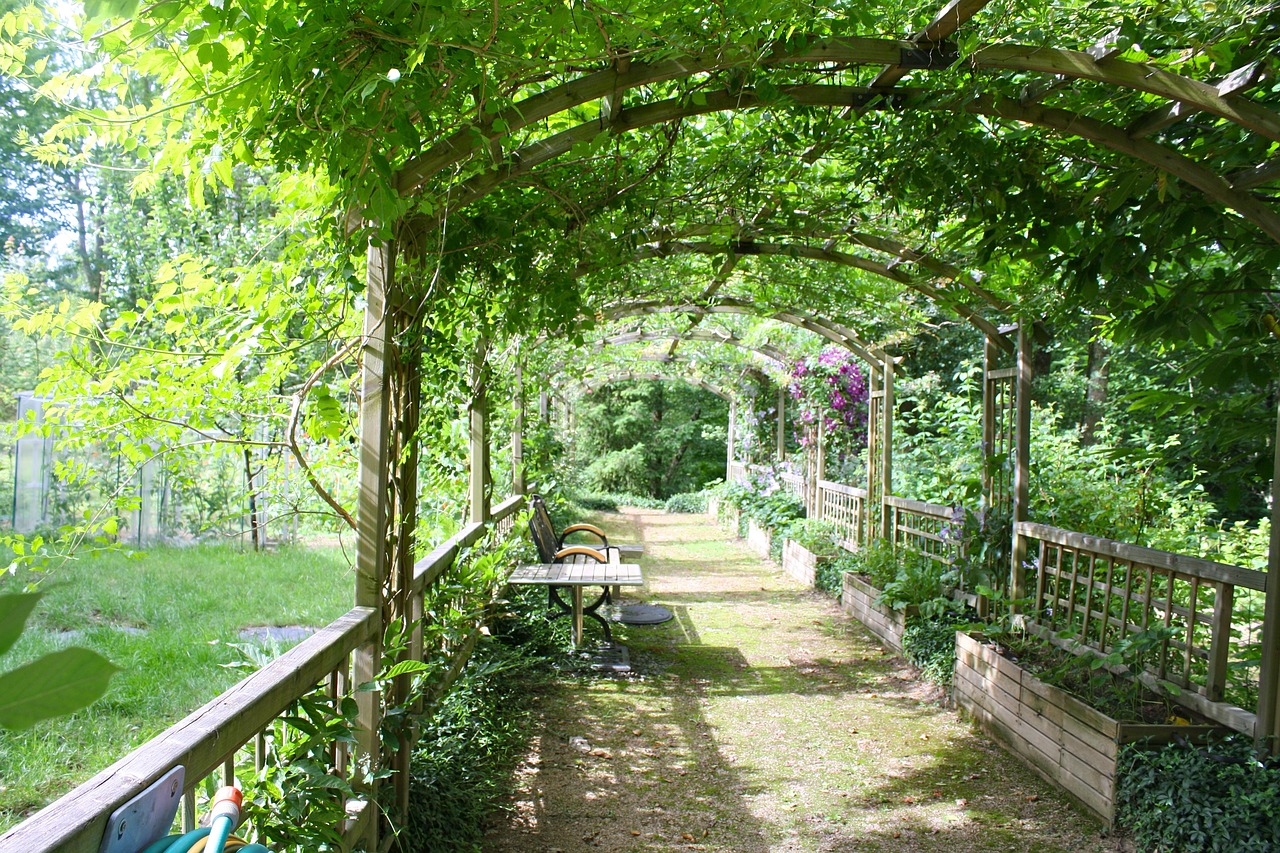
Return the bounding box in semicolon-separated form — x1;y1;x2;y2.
841;573;907;652
746;519;772;559
953;631;1222;825
782;539;820;587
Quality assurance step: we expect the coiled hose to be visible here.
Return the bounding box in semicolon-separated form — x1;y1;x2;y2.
141;787;270;853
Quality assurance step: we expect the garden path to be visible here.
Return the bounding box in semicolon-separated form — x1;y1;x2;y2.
483;508;1128;852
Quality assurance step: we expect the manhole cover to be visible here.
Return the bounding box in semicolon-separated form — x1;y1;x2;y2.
612;604;674;625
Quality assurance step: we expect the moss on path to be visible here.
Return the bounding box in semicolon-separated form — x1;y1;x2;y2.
483;509;1126;852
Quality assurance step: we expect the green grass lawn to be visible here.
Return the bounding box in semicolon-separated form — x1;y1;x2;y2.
0;542;353;831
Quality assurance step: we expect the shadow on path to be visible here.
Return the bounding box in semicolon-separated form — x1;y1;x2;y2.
482;508;1125;852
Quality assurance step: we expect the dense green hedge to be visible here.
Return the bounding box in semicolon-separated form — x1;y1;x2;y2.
1117;735;1280;853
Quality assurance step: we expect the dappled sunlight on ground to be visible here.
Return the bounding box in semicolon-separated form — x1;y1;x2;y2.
482;508;1128;852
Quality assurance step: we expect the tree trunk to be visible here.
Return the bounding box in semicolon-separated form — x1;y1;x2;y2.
72;174;102;302
1081;331;1110;445
243;447;261;551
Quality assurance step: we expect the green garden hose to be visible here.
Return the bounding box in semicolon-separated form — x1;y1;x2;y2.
140;788;270;853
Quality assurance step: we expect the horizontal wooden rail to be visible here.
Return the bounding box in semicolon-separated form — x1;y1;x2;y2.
1017;521;1265;591
817;479;866;498
1017;521;1265;736
883;494;953;517
412;522;486;594
2;607;378;853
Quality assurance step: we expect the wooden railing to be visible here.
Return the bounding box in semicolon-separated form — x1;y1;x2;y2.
1018;521;1264;736
778;470;806;503
720;461;1264;736
885;495;960;568
3;495;526;853
727;461;748;484
815;479;866;550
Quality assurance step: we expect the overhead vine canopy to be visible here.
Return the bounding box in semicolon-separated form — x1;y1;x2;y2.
6;0;1279;380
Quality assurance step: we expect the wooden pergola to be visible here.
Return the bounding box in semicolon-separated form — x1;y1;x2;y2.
10;2;1280;849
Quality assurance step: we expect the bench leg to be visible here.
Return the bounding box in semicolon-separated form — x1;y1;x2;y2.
546;585;614;647
572;586;584;646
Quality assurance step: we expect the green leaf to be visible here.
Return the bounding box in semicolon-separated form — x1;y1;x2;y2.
83;0;141;21
0;647;119;729
381;659;434;679
0;593;41;656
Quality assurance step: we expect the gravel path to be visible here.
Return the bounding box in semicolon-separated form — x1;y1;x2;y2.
483;508;1129;852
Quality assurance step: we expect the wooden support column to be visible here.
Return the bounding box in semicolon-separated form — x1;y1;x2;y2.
982;335;999;509
726;399;737;478
352;236;397;851
539;389;550;422
815;414;827;520
776;386;787;462
867;364;883;545
469;339;491;524
1009;324;1033;608
880;355;895;540
1257;399;1280;752
512;359;525;495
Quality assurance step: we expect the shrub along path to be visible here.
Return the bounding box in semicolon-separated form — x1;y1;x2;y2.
483;509;1127;852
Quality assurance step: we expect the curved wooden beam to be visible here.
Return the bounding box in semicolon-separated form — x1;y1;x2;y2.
413;85;1280;246
601;298;887;365
395;37;1280;196
631;239;1011;346
631;223;1014;314
576;370;733;401
594;328;791;365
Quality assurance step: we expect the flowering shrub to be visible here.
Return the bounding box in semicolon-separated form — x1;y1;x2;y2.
789;348;869;472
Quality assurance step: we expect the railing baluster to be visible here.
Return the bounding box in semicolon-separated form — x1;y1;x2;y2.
1207;582;1234;702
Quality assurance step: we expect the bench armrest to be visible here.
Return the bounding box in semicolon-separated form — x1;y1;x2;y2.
553;545;608;562
559;523;609;547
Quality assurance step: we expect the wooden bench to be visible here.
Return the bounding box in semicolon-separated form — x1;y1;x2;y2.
508;558;644;646
515;494;646;646
528;493;644;563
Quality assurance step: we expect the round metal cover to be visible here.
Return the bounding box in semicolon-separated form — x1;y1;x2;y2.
614;604;674;625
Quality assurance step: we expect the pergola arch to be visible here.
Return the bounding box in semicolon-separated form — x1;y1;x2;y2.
394;35;1280;207
401;85;1280;246
576;371;733;401
621;238;1012;346
591;328;791;366
599;298;891;366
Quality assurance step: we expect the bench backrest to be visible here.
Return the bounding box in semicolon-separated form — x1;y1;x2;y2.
528;494;559;563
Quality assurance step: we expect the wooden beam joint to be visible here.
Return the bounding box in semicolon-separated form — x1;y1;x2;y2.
896;41;959;71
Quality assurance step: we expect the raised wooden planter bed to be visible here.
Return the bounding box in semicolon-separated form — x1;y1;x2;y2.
953;631;1224;825
781;539;822;587
746;519;772;560
708;498;741;536
840;572;908;652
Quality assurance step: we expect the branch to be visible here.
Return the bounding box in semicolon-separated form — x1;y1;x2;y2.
287;338;363;530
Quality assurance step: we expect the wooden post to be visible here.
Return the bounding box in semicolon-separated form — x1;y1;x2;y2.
776;386;786;462
867;364;882;545
726;399;737;478
1010;324;1033;607
880;355;895;540
469;339;490;525
512;359;525;495
1257;400;1280;751
539;389;550;422
815;414;826;520
352;236;393;851
982;335;998;510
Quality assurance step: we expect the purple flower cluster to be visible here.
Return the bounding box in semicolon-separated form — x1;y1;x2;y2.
788;347;869;444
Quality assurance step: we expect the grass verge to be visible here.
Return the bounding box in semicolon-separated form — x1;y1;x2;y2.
0;543;351;830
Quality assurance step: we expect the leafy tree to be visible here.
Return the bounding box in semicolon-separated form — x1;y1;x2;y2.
573;380;727;499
